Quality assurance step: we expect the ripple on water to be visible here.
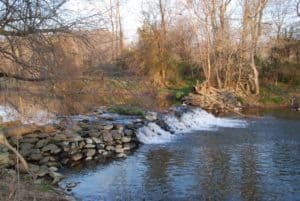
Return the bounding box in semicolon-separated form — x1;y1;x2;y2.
60;111;300;201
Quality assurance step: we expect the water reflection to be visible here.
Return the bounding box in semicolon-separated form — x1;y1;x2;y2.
144;148;174;198
240;145;262;201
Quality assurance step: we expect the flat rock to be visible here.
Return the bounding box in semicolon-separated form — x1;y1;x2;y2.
112;130;122;140
121;136;131;143
28;164;40;173
123;142;136;151
29;153;43;161
124;129;134;136
68;134;83;142
98;149;106;154
85;144;96;148
115;147;124;153
105;146;115;151
102;131;113;142
21;142;34;150
116;125;124;132
103;124;114;130
85;138;93;144
0;153;10;168
92;137;102;144
79;141;86;149
52;134;68;141
30;149;41;154
39;156;50;164
37;166;49;177
88;132;100;138
71;124;82;132
85;156;93;161
49;166;58;172
41;144;61;154
21;137;39;144
49;171;64;184
36;139;49;148
85;149;96;157
145;112;158;121
72;153;83;161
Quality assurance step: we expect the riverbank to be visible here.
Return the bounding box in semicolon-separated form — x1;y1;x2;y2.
0;107;155;200
0;168;74;201
0;103;298;200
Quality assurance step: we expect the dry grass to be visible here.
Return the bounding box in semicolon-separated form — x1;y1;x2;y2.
0;169;72;201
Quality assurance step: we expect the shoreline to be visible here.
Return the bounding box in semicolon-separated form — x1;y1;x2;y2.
0;105;297;200
0;108;150;200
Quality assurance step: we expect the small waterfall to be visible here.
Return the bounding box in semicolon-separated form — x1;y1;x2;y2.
136;123;175;144
137;107;247;144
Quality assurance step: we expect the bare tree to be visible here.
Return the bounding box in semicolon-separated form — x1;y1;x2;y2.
298;0;300;16
134;0;171;86
268;0;292;39
107;0;124;61
241;0;268;95
0;0;70;81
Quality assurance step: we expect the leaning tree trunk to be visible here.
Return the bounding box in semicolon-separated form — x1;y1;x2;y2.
0;133;29;171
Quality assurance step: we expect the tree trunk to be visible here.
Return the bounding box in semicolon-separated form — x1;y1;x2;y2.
251;53;260;94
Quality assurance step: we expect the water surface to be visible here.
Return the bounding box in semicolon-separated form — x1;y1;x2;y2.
60;110;300;201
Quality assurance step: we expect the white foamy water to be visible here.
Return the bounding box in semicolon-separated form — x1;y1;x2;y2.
137;108;247;144
137;123;175;144
0;105;56;125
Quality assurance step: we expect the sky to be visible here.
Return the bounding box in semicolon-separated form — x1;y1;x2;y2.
66;0;143;41
65;0;300;42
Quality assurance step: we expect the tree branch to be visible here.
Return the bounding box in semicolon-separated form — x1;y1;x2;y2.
0;72;46;81
297;1;300;16
0;27;70;37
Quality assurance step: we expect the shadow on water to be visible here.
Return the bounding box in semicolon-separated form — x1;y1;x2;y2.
60;110;300;201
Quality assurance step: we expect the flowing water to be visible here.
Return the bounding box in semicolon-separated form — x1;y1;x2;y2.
60;108;300;201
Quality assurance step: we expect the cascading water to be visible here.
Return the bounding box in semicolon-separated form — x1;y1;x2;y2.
137;107;247;144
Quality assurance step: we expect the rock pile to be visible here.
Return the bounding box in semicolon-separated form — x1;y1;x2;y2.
0;115;143;184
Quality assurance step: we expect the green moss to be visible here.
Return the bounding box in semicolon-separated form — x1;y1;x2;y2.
40;184;53;192
236;96;245;104
166;80;195;102
108;105;145;116
259;85;289;105
175;91;185;100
